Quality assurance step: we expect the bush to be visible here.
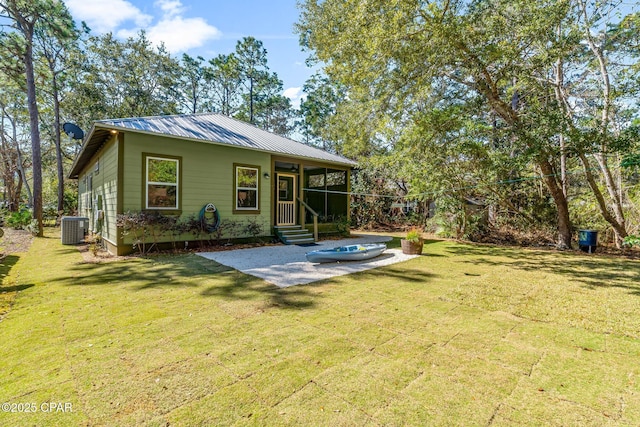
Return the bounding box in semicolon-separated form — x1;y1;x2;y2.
6;209;32;230
43;205;59;226
26;219;40;236
624;235;640;248
116;210;254;253
243;217;264;243
335;216;351;236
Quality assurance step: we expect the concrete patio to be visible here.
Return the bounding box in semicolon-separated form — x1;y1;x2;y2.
197;234;419;287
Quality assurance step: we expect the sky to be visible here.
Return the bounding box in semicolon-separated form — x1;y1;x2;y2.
64;0;314;108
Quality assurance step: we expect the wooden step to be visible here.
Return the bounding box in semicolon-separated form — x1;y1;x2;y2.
286;236;315;245
279;229;311;236
274;225;315;245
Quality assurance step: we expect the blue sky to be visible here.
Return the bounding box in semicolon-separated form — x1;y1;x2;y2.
65;0;313;107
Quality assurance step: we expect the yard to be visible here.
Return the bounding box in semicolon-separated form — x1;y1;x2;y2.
1;230;639;426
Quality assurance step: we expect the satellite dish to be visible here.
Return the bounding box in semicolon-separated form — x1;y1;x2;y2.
63;122;84;140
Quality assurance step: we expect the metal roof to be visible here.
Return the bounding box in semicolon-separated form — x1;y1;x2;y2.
69;113;356;178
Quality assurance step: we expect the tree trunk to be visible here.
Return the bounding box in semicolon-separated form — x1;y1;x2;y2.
577;0;627;247
483;91;572;248
51;72;65;214
538;158;572;249
24;37;44;236
554;27;569;199
1;161;16;211
0;115;15;211
1;111;27;211
15;173;23;209
249;78;254;123
579;154;627;247
593;154;626;228
559;134;568;198
16;144;32;207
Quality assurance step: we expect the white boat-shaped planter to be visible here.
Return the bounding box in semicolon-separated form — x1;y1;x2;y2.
305;243;387;263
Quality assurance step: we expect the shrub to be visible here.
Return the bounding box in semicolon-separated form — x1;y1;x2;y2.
335;215;351;237
85;233;102;256
243;217;264;243
26;219;40;236
624;235;640;248
116;210;252;253
6;209;32;230
43;205;59;226
116;211;153;254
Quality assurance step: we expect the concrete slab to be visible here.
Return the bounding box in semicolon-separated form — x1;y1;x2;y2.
197;235;419;287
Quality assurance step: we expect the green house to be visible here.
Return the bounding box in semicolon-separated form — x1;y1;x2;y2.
69;113;356;255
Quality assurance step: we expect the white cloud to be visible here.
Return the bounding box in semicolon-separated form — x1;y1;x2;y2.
114;28;139;39
154;0;185;18
283;87;302;99
67;0;221;53
66;0;151;33
146;16;221;52
283;87;305;109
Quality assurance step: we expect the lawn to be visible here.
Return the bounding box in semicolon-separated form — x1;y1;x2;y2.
1;230;639;426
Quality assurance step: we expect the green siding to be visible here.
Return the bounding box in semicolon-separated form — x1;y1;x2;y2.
121;133;272;244
77;136;119;244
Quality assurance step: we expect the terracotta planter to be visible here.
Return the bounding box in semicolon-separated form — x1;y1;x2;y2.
401;238;423;255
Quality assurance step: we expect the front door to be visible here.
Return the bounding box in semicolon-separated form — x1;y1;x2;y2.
276;173;296;225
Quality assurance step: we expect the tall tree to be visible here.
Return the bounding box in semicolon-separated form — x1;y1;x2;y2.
297;0;639;248
206;53;242;116
67;32;181;126
232;37;294;135
34;2;79;213
249;71;294;136
298;72;345;148
255;91;294;136
0;0;72;236
178;53;209;114
558;1;638;247
235;36;268;124
0;79;31;211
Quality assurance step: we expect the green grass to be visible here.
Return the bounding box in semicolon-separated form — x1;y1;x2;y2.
1;230;639;426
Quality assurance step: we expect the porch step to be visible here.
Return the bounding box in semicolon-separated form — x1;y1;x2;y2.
274;225;315;245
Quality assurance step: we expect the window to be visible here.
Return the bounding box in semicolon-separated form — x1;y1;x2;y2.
327;170;346;186
303;167;349;223
308;174;325;188
145;155;180;210
234;164;259;211
87;174;93;209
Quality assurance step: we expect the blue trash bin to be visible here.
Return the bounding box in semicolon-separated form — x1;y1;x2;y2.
578;230;598;253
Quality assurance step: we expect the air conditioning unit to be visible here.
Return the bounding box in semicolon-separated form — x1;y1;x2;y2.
61;216;89;245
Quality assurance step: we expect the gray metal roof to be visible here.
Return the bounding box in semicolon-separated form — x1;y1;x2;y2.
70;113;356;178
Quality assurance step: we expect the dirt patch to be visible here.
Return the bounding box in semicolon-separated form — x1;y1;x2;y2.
470;225;556;247
1;228;34;255
77;244;133;264
585;244;640;260
77;239;284;264
0;229;34;320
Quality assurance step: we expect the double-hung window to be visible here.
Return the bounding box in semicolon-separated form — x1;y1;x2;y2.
234;164;259;212
145;155;180;210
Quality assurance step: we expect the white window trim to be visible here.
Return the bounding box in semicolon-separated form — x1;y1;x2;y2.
235;166;259;211
146;156;179;210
